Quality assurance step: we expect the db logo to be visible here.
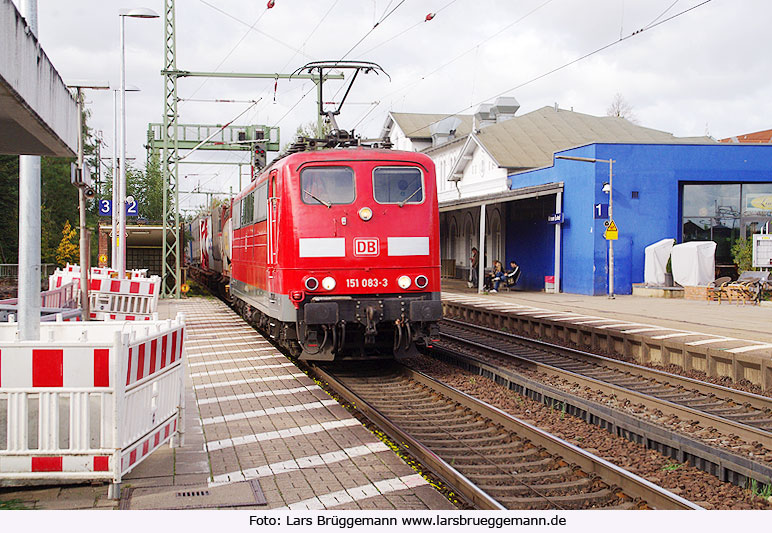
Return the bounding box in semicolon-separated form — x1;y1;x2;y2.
354;238;379;256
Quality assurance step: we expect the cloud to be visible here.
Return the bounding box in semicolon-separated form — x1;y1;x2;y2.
21;0;772;211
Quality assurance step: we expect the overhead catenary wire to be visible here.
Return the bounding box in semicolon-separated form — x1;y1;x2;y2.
353;0;555;131
359;0;460;57
269;0;408;132
182;3;274;107
241;0;342;129
392;0;714;138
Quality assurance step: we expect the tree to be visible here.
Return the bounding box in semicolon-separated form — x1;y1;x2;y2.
280;120;332;154
55;220;78;266
606;93;637;123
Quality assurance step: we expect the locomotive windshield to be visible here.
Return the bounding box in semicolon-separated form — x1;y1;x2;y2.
373;167;423;205
300;167;355;206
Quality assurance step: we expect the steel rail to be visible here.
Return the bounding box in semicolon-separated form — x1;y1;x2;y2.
312;364;700;510
445;318;772;413
440;322;771;446
312;364;506;510
430;337;772;487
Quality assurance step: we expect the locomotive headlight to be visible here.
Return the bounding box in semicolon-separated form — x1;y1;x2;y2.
321;276;336;291
415;275;429;289
358;207;373;221
397;275;412;289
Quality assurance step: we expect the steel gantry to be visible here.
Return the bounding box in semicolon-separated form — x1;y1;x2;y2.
160;0;344;297
161;0;180;298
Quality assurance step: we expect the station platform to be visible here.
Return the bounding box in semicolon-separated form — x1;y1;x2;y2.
0;297;455;510
121;297;454;510
442;278;772;344
441;279;772;391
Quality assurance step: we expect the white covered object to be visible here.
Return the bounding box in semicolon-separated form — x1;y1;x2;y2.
670;241;717;286
643;238;675;286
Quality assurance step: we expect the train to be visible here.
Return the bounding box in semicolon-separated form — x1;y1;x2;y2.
186;147;442;361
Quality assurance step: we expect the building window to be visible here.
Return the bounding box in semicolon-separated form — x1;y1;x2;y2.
681;183;772;264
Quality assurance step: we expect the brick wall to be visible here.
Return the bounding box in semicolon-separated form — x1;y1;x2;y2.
684;286;710;301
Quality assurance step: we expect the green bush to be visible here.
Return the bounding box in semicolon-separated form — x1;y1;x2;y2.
730;237;754;273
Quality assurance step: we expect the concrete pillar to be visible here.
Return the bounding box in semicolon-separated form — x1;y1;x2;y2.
17;0;40;341
478;203;486;293
554;190;563;293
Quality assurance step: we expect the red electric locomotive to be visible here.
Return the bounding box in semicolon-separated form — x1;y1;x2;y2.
229;147;442;360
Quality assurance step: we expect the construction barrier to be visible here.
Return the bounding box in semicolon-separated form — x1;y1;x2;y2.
50;265;148;292
0;281;79;322
0;314;186;495
88;276;161;321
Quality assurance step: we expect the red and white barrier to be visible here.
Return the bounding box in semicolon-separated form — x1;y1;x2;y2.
0;314;186;496
50;265;148;292
88;276;161;322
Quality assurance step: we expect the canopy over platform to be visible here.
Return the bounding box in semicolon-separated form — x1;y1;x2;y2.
0;0;78;156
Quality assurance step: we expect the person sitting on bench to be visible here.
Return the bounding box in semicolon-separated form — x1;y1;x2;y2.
505;260;521;289
489;260;506;293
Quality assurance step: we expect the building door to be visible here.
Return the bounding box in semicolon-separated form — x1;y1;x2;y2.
267;170;280;302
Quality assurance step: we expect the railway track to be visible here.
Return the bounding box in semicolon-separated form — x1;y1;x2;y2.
432;318;772;487
312;362;700;510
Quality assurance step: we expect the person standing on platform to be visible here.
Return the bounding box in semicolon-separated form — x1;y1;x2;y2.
468;247;479;288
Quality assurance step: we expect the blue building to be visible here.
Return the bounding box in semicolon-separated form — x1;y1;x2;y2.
512;143;772;294
383;103;772;295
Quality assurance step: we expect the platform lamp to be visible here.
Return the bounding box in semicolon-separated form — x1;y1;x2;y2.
66;80;111;321
111;85;140;270
118;7;159;278
555;155;616;298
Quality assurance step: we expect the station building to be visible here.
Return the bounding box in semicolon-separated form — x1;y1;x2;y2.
383;101;772;295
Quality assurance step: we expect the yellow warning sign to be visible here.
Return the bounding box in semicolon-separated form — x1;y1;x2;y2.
604;220;619;240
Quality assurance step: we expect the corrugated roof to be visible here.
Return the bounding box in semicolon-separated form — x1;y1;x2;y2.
719;129;772;144
390;112;474;139
475;106;714;168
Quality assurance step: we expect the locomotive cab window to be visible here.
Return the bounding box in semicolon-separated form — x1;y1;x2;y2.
373;167;423;205
233;200;241;229
300;167;355;206
255;183;268;222
241;191;254;226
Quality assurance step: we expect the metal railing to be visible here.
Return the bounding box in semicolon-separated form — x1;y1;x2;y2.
0;263;57;280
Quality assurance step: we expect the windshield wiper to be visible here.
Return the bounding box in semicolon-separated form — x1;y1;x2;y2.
303;189;332;208
398;186;422;207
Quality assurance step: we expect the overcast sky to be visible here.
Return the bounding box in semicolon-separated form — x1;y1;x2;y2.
18;0;772;212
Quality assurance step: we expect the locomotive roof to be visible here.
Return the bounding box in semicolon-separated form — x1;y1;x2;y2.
233;147;435;202
278;147;434;167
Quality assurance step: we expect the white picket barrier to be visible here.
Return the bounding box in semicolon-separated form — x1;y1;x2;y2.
0;314;185;495
88;276;161;321
1;281;77;309
0;282;79;322
49;269;81;291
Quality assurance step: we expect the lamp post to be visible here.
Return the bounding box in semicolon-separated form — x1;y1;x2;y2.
118;7;159;277
112;86;140;269
555;155;616;298
66;81;110;320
